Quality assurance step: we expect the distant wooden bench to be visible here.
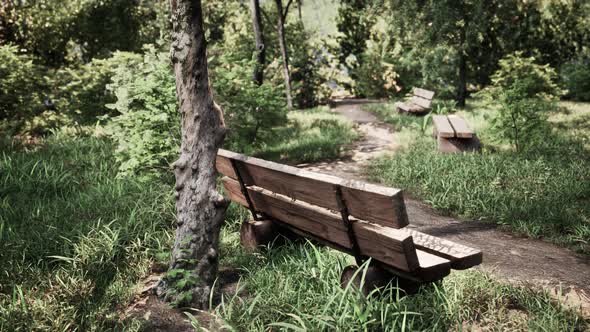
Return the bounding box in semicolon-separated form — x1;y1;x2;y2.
395;88;435;115
216;149;482;290
432;115;481;153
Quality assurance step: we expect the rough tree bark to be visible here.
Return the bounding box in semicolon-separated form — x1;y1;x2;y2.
274;0;294;109
250;0;266;85
456;4;468;108
157;0;229;308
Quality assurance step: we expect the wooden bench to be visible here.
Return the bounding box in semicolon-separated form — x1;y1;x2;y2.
432;115;481;153
216;149;482;290
395;88;435;115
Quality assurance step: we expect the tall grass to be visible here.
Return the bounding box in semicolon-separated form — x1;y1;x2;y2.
212;238;587;331
0;134;175;330
254;107;358;164
365;100;590;253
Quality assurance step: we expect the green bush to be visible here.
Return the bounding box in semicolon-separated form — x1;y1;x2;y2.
0;45;48;134
561;59;590;102
105;46;287;178
481;53;563;152
52;51;143;125
211;56;287;152
1;0;167;66
104;47;179;179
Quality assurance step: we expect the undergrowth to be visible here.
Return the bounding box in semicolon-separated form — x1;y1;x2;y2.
0;134;175;331
213;217;588;331
365;100;590;254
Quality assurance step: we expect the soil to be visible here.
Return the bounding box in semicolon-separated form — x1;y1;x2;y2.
301;101;590;316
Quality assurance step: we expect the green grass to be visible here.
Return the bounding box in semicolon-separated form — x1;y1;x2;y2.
253;106;358;164
364;99;590;254
1;106;588;330
212;220;587;331
0;134;175;331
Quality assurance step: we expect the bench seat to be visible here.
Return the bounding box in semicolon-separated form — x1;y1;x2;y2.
432;115;480;153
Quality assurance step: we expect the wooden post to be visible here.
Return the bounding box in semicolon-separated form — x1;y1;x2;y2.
240;219;280;250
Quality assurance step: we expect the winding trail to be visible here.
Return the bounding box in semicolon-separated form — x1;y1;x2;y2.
300;101;590;314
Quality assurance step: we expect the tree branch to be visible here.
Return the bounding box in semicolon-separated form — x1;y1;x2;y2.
283;0;294;21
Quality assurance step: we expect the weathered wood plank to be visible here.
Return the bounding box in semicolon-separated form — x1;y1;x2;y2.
399;228;482;269
216;150;409;228
413;87;435;100
447;115;474;138
432;115;455;138
222;177;455;280
222;177;419;272
411;96;432;109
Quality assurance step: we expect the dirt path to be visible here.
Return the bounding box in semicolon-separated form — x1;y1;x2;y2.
301;101;590;314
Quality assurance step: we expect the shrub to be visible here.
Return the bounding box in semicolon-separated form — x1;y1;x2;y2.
211;56;287;152
560;59;590;102
105;46;286;178
482;53;563;152
0;45;48;135
52;51;143;125
104;47;179;179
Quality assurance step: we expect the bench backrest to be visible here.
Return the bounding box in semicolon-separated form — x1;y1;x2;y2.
216;149;422;272
411;88;435;109
217;149;408;228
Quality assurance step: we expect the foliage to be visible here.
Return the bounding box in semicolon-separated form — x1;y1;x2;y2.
336;0;376;66
1;0;167;66
0;45;48;134
211;56;287;152
365;99;590;253
52;52;143;125
384;0;590;104
482;53;563;151
104;47;179;179
0;135;174;330
561;58;590;102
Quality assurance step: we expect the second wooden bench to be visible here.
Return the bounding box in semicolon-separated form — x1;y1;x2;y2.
432;115;481;153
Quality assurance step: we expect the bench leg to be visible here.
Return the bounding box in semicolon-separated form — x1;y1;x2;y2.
437;135;482;153
240;219;279;251
340;264;422;296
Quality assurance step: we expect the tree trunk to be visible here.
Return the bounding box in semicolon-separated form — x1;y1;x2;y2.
456;6;467;108
157;0;229;309
274;0;293;109
457;51;467;108
297;0;303;22
250;0;266;85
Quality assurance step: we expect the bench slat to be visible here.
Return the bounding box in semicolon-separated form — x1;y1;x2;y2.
222;177;420;272
432;115;455;138
447;115;474;138
217;150;409;229
399;228;482;270
411;96;432;109
413;88;435;100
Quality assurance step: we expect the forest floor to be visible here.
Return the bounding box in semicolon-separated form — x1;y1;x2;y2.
300;100;590;316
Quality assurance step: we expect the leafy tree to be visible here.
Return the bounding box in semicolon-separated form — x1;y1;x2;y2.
0;45;47;134
481;53;563;152
336;0;376;65
387;0;590;106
